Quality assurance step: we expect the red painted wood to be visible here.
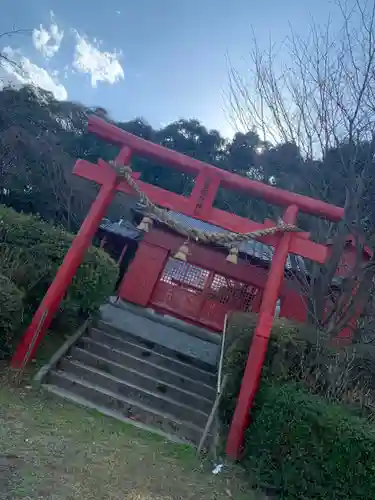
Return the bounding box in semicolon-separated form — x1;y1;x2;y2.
337;319;358;342
226;204;299;459
99;236;107;249
198;300;231;331
115;145;133;166
88;115;345;221
188;171;208;214
117;244;128;265
151;282;207;325
226;334;270;451
251;290;263;313
73;159;139;187
335;281;364;342
198;289;262;331
280;290;308;323
11;179;118;369
150;258;262;331
289;237;327;264
333;245;371;278
193;174;221;218
118;241;168;306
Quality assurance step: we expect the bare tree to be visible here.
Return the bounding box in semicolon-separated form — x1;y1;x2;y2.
0;29;31;83
227;0;375;335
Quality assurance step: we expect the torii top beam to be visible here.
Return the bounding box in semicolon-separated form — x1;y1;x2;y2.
88;115;345;223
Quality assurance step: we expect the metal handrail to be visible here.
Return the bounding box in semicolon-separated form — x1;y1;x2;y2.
197;313;230;454
217;313;229;394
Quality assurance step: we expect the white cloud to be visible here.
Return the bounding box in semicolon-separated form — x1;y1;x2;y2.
0;46;68;101
73;33;124;87
32;18;64;59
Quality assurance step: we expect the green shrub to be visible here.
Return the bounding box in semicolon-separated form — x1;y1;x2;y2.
0;275;24;358
221;312;375;498
244;382;375;499
0;205;118;331
221;313;330;425
222;312;375;414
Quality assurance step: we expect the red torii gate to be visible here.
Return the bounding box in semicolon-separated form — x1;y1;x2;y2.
11;115;345;459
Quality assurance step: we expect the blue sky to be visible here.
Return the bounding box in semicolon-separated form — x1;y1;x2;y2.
1;0;335;137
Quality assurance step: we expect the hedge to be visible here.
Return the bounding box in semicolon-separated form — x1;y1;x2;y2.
243;382;375;499
221;313;330;424
221;312;375;499
0;275;24;358
222;312;375;415
0;205;118;335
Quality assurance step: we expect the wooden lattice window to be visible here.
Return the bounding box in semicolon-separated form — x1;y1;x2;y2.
160;258;210;291
208;274;259;311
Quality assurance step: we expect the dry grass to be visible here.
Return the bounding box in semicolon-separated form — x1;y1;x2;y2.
0;373;261;500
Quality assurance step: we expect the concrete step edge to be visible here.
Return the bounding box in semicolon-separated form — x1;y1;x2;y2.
48;370;205;433
94;323;217;372
82;335;217;380
57;361;210;418
68;348;216;400
65;357;214;409
73;346;217;393
42;384;189;445
105;300;221;345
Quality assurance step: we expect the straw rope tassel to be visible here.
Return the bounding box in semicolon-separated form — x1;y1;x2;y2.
137;216;153;232
174;241;189;261
226;246;239;264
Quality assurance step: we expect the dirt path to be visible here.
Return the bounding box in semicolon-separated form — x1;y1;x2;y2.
0;378;260;499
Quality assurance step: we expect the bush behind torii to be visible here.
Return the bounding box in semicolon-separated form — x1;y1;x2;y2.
0;204;118;357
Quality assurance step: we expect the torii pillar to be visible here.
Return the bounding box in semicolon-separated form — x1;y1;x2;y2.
11;148;132;371
226;204;298;457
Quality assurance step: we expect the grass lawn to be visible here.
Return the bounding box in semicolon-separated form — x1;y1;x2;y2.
0;367;262;500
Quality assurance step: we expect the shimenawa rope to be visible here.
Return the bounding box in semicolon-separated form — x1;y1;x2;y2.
114;163;300;248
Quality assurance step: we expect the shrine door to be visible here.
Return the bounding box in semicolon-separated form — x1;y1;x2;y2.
150;257;262;332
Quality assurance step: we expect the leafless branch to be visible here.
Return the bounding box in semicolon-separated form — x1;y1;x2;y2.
227;0;375;334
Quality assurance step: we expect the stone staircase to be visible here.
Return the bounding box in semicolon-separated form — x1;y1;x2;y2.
39;302;220;446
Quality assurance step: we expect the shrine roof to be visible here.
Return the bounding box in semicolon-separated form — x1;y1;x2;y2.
99;218;142;240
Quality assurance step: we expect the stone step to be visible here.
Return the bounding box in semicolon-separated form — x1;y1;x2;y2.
77;336;216;388
52;362;209;428
46;371;205;445
60;357;213;414
43;385;187;444
69;347;216;403
95;323;217;374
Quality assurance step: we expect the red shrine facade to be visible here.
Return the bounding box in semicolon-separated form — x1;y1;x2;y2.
101;211;309;331
120;228;272;332
11;115;366;459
